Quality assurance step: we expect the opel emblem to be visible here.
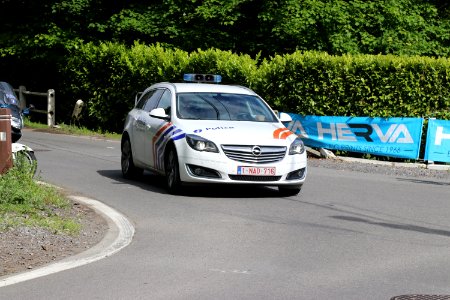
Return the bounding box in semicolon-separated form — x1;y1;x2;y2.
252;146;262;156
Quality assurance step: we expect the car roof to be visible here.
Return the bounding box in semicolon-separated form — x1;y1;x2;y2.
151;82;258;95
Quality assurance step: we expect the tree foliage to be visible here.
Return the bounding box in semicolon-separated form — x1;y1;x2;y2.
2;0;450;59
260;0;450;56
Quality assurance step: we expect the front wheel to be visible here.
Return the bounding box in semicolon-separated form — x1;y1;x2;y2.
13;150;37;177
278;185;302;196
165;147;182;194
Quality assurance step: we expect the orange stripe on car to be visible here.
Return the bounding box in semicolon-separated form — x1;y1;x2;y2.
280;129;293;139
273;128;293;139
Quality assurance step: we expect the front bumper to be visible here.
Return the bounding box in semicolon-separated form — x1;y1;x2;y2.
177;143;307;186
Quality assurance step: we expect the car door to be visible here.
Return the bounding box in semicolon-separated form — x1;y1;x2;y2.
132;88;164;167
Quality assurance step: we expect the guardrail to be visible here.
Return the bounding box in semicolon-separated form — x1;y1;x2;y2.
14;86;55;127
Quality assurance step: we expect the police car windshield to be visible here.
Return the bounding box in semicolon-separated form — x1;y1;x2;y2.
177;93;277;122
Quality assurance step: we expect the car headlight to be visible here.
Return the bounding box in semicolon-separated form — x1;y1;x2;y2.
289;138;305;155
11;116;23;129
186;134;219;153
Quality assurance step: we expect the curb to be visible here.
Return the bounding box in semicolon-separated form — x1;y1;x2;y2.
336;156;450;171
0;196;134;288
306;147;450;172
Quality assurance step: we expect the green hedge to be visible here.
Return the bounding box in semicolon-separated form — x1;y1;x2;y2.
63;42;189;131
62;43;450;133
254;52;450;120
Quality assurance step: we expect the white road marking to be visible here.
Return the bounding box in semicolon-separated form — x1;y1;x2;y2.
209;269;251;275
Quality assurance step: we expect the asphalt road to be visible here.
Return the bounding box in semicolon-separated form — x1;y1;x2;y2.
1;129;450;300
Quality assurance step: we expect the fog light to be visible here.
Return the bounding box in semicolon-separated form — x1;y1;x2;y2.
187;164;221;178
286;168;306;180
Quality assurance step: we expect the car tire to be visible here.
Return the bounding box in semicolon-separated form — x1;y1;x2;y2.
165;146;182;194
278;185;302;196
121;136;143;179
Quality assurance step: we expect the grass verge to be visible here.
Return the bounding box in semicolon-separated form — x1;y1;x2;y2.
24;118;121;140
0;163;81;235
1;119;117;236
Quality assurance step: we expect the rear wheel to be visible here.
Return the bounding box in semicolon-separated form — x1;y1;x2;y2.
165;147;182;194
278;185;302;196
121;137;143;179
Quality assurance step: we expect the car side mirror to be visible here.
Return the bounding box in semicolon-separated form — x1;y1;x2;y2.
150;107;170;121
279;112;292;123
22;104;35;115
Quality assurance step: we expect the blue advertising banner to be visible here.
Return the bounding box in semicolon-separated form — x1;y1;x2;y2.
424;119;450;163
286;115;424;159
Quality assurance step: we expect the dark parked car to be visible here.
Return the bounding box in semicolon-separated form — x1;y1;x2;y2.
0;81;23;142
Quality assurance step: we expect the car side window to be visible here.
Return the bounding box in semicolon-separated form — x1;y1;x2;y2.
135;90;155;109
156;89;172;115
143;89;164;112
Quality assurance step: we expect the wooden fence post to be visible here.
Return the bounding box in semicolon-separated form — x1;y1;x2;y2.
18;85;27;110
47;89;55;127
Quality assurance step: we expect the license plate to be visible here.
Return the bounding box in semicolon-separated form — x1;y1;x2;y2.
237;166;276;176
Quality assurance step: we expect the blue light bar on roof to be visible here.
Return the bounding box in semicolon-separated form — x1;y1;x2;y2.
183;74;222;83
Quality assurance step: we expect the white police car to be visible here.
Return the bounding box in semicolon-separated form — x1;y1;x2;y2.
121;74;307;195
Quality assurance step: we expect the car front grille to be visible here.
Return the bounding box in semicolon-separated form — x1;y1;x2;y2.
229;175;282;182
221;145;286;164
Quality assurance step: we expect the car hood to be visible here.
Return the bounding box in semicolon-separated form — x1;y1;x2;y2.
178;120;297;145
